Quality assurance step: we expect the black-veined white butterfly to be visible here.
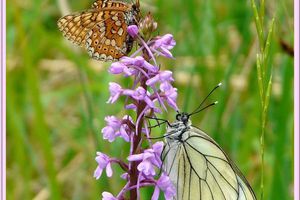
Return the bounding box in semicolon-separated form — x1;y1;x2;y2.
150;83;257;200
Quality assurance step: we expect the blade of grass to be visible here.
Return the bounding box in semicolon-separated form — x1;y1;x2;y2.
260;0;265;25
256;54;264;103
263;73;273;116
264;18;275;64
250;0;264;51
251;0;275;199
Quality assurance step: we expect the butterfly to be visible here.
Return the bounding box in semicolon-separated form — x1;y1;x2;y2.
57;0;140;61
151;83;257;200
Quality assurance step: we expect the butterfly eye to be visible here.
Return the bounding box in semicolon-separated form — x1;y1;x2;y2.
181;113;189;123
176;114;181;121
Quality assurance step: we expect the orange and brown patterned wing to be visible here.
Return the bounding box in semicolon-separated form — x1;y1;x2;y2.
57;10;106;47
85;11;132;61
91;0;107;8
91;0;129;9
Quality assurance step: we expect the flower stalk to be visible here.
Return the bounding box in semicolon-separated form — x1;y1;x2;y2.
94;15;177;200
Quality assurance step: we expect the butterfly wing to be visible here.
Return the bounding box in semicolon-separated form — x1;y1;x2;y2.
91;0;130;9
163;127;256;200
58;2;135;61
85;11;133;61
57;10;105;47
91;0;107;8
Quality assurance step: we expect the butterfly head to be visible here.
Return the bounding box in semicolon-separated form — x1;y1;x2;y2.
132;2;139;10
165;112;191;141
130;1;141;22
175;112;190;125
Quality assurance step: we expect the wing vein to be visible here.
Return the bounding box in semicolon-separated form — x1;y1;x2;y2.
182;143;206;181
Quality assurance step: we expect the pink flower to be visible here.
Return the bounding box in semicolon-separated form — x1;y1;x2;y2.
154;34;176;48
127;142;164;176
94;152;113;179
151;173;176;200
109;62;127;74
109;61;138;76
94;24;178;199
137;159;156;176
125;103;137;111
151;34;176;58
107;82;123;103
152;142;164;157
160;82;178;110
102;192;118;200
127;25;139;37
146;70;174;86
128;151;156;176
105;116;122;129
121;56;144;66
102;126;117;142
121;56;158;72
144;142;164;167
101;116;131;142
123;87;156;108
120;173;129;180
109;56;158;77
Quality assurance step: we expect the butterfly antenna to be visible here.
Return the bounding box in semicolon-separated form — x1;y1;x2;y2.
148;130;177;139
145;116;171;127
189;101;218;116
189;82;222;116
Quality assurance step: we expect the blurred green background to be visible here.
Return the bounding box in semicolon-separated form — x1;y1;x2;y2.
6;0;294;199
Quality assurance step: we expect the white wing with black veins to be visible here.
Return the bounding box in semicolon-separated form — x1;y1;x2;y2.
162;127;256;200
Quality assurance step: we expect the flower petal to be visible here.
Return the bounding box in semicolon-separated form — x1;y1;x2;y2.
137;160;156;176
106;163;113;177
151;186;160;200
102;192;118;200
127;25;139;37
102;126;118;142
93;166;103;180
107;82;123;103
127;153;144;161
109;62;126;74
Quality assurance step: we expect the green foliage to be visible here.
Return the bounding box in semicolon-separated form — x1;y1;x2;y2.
250;0;276;198
6;0;293;199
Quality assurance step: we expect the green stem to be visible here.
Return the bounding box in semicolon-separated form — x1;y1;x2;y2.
260;124;265;200
251;1;275;200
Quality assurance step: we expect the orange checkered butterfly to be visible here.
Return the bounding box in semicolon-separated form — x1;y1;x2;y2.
57;0;140;61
